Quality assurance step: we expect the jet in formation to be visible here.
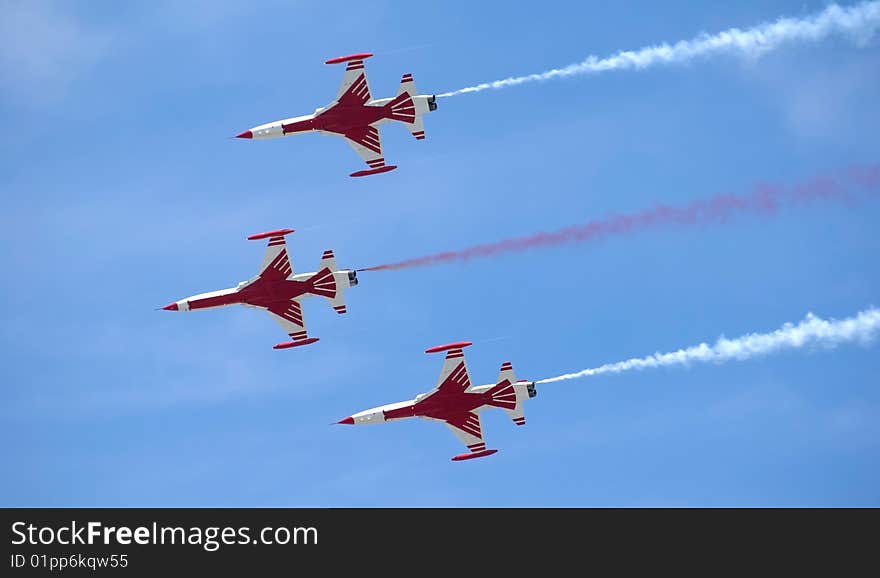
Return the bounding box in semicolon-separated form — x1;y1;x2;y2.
337;342;537;461
235;53;438;177
162;229;358;349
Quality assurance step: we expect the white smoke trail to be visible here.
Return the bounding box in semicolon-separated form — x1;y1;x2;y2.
537;307;880;384
438;1;880;97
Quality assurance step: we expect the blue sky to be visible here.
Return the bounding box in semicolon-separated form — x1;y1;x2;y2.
1;0;879;506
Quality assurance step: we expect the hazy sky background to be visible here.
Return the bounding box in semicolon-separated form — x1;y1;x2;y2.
2;0;879;506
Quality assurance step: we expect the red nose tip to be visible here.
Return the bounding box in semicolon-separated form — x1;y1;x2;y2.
337;416;355;425
235;130;253;139
162;302;179;311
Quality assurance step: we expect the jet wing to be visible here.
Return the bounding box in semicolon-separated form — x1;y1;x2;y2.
266;299;311;345
334;57;372;106
249;229;295;280
342;126;387;172
431;345;472;394
444;411;488;454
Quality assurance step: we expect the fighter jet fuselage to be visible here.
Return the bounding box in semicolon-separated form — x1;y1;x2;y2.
235;53;437;177
338;342;538;461
349;381;537;424
162;229;358;349
165;270;353;312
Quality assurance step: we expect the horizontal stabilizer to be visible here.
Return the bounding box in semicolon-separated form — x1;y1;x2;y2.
319;252;351;315
497;362;531;425
409;115;425;140
397;73;417;97
319;250;339;273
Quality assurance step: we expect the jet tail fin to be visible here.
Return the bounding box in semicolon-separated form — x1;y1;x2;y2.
318;249;338;273
494;362;536;426
396;73;427;138
397;73;417;97
317;250;357;315
409;115;425;140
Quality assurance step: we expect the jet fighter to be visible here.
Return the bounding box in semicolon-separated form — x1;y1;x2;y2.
161;229;358;349
337;342;538;461
234;53;438;177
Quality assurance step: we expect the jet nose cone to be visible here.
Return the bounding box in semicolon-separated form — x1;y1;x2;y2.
235;130;253;139
336;416;355;425
162;302;179;311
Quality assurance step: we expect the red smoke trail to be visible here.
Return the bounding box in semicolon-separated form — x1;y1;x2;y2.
359;164;880;272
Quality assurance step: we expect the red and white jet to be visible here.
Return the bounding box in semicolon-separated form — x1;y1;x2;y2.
161;229;358;349
337;342;538;461
234;52;438;177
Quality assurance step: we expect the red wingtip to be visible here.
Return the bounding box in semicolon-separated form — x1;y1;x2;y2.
235;130;253;139
273;337;320;349
247;228;295;241
325;53;373;64
162;302;179;311
425;341;473;354
350;165;397;178
451;449;498;461
336;416;355;425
